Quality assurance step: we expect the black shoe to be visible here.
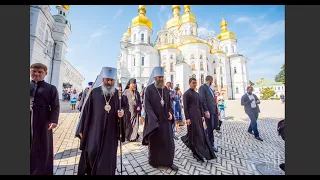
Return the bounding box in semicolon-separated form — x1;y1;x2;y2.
255;136;263;141
193;153;204;162
151;164;158;168
170;164;179;171
279;163;285;171
248;131;253;135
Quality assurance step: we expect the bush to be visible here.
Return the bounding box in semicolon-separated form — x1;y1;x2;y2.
260;87;276;100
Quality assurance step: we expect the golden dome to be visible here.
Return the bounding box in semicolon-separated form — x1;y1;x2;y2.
217;13;237;41
57;5;70;11
165;5;181;29
181;5;197;25
122;24;131;37
131;5;152;29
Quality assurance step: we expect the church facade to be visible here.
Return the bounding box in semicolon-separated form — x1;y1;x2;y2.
117;5;249;99
30;5;85;99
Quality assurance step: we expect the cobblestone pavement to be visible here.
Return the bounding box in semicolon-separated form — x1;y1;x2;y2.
53;100;285;175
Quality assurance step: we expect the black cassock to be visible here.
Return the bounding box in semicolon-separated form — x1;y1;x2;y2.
30;80;60;175
76;87;126;175
142;84;175;166
181;88;216;160
123;89;141;141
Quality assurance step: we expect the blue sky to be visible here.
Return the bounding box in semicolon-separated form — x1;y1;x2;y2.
50;5;284;88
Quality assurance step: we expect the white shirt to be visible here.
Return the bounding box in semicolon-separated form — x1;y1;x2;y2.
247;93;256;108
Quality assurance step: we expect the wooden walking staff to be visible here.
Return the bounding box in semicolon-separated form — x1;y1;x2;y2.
118;90;123;175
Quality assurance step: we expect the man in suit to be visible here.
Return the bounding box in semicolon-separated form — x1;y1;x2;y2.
198;75;219;152
241;86;263;141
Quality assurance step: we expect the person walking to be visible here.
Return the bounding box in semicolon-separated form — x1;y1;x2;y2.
241;86;263;141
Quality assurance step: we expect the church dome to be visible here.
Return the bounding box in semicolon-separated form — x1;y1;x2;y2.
165;5;181;29
131;5;152;29
217;13;237;41
122;25;131;38
181;5;197;25
57;5;70;11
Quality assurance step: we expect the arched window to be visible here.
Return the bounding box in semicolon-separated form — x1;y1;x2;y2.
225;46;228;53
170;62;174;72
207;64;209;71
170;54;173;59
163;63;166;71
234;67;237;74
59;11;62;14
191;62;196;71
192;74;196;78
172;38;174;44
141;33;144;41
214;79;217;86
201;74;204;84
141;57;144;66
200;55;203;59
220;67;223;74
236;87;239;94
191;54;195;59
63;12;65;16
200;62;204;70
171;75;174;84
133;58;135;66
134;34;136;42
232;45;235;53
214;68;216;74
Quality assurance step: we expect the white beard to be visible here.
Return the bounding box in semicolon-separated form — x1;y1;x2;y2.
101;84;115;96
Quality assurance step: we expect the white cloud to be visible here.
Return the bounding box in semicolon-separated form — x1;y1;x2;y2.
160;5;166;12
90;25;108;39
112;9;123;20
235;16;252;23
197;21;215;39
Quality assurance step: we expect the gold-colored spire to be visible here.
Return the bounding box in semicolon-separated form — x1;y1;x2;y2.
172;5;181;17
138;5;146;15
131;5;152;29
217;13;237;41
181;5;197;25
165;5;181;29
122;23;131;37
57;5;70;11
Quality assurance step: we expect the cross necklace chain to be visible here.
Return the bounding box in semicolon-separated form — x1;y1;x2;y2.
103;93;113;113
154;84;165;106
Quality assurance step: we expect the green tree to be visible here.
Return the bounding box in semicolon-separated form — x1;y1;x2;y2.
275;64;285;84
249;80;255;86
260;87;276;100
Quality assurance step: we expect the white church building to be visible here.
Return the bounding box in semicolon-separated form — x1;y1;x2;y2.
117;5;249;99
30;5;85;99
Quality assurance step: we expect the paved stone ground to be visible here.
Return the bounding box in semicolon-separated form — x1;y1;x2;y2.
53;100;285;175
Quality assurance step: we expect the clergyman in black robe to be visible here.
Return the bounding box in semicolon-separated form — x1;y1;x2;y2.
142;66;178;171
75;67;126;175
123;78;141;142
30;63;60;175
181;78;216;162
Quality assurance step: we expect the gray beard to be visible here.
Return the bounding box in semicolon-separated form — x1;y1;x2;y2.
101;84;115;96
155;80;164;89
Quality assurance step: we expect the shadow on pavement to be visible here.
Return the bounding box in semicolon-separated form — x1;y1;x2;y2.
54;148;79;160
